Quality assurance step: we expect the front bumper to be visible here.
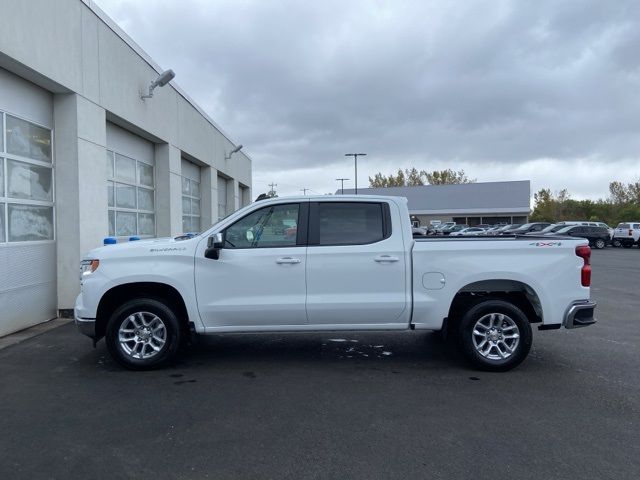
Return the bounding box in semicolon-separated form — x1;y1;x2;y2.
564;301;597;329
74;294;96;338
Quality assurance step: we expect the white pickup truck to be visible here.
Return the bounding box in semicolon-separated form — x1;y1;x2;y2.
75;195;596;371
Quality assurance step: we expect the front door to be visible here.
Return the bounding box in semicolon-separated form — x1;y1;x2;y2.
305;201;409;328
195;202;308;329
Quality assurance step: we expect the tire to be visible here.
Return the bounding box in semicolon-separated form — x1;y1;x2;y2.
612;239;621;248
457;299;532;372
595;239;606;249
105;298;182;370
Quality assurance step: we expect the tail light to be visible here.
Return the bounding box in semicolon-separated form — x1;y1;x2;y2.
575;245;591;287
629;229;633;236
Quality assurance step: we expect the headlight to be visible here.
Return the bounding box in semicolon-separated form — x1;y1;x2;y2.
80;259;100;279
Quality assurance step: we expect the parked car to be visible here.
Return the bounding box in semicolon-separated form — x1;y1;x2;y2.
531;224;566;235
436;222;456;235
412;227;428;237
547;225;610;249
612;222;640;248
504;222;551;235
75;194;596;372
559;221;614;239
480;226;504;235
443;224;469;235
498;224;524;235
449;227;486;236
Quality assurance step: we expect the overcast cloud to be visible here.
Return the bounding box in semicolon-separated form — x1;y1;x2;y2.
95;0;640;199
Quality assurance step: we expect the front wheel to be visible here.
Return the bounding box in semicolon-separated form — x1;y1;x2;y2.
595;239;606;249
612;239;622;248
105;298;182;370
458;300;532;372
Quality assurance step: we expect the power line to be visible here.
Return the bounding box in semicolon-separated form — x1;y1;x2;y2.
268;182;277;196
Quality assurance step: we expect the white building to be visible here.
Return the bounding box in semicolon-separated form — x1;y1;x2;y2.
0;0;252;336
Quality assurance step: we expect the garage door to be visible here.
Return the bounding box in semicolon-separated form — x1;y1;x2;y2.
0;68;56;336
106;122;155;239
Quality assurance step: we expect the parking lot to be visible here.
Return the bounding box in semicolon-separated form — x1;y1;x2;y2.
0;248;639;479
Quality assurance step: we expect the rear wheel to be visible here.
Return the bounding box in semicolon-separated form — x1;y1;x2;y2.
595;238;606;249
105;298;182;370
458;299;532;372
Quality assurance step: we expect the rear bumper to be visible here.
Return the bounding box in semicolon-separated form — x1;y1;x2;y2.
563;301;597;329
615;237;636;245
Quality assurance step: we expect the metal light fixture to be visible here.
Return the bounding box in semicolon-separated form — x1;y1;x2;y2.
140;69;175;100
225;144;243;160
345;153;367;194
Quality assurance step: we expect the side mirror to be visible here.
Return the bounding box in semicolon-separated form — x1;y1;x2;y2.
205;233;224;260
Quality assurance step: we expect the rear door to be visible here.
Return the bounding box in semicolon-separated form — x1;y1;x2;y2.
305;200;409;328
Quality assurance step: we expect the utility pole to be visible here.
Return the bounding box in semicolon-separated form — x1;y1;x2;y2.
300;188;309;195
335;178;349;195
268;182;277;197
344;153;367;194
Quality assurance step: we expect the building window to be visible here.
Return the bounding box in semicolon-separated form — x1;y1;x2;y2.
217;175;228;221
181;176;200;233
107;149;155;237
0;112;54;243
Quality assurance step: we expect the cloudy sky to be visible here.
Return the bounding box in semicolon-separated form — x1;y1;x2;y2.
94;0;639;199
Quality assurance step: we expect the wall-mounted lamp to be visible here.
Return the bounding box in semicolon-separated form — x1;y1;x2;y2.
140;69;175;100
225;144;243;160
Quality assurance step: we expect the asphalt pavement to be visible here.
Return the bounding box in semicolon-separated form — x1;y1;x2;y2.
0;247;639;479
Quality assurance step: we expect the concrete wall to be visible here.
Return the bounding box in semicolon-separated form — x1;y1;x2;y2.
0;0;252;312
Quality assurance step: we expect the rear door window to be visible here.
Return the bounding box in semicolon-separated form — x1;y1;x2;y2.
315;202;388;246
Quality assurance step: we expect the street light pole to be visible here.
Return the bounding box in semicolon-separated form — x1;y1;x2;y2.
335;178;349;195
345;153;367;194
300;188;309;195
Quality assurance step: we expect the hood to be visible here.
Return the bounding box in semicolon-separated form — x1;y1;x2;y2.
83;236;199;260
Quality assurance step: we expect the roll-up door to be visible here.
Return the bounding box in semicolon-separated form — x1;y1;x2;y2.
106;123;156;238
181;158;201;233
0;67;56;336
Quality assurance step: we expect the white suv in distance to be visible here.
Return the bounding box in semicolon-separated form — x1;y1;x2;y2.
612;222;640;248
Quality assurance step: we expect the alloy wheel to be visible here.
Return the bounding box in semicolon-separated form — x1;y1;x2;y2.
118;311;167;360
472;313;520;361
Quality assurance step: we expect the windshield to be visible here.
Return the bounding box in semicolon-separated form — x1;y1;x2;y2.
540;224;562;233
556;226;574;234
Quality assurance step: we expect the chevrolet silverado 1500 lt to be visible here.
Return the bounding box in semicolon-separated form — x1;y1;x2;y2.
75;195;596;371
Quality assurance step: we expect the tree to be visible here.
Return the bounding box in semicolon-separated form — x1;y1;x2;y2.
369;167;475;187
530;181;640;226
609;180;640;204
424;169;475;185
369;169;409;187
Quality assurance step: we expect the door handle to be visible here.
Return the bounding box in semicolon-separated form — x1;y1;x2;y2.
276;257;301;264
374;255;399;263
